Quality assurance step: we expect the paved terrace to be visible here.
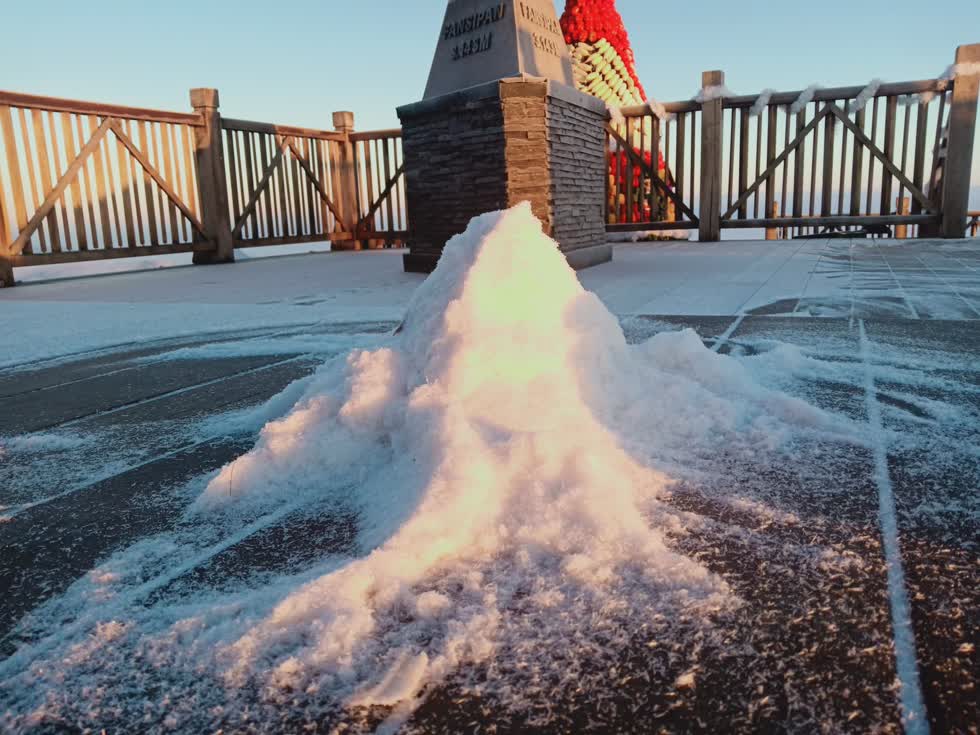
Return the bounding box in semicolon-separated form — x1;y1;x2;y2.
1;237;978;732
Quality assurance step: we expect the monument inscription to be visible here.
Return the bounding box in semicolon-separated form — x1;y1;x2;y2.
518;1;563;56
423;0;574;99
444;3;507;60
443;4;507;40
517;2;561;36
451;33;494;60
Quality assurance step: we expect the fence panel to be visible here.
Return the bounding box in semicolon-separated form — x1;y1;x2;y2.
0;91;208;270
3;53;975;287
221;120;407;249
718;80;951;238
352;129;407;243
601;45;980;243
605;101;700;233
220;118;351;248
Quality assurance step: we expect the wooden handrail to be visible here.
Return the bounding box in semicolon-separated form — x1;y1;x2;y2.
0;90;202;126
722;79;950;108
350;128;402;141
220;117;346;141
617;79;951;119
618;100;699;117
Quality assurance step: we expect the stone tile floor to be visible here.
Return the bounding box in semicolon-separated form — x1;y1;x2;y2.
0;238;977;732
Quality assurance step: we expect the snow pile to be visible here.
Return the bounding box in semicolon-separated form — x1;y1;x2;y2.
1;204;846;730
193;203;739;706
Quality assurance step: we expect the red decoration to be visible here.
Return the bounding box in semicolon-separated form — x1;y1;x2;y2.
609;149;669;222
559;0;646;101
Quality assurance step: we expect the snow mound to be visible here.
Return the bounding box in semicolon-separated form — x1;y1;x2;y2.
1;203;847;730
197;202;731;703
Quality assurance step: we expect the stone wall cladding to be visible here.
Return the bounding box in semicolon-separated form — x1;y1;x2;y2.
398;79;608;270
399;94;508;258
501;83;552;234
546;95;607;253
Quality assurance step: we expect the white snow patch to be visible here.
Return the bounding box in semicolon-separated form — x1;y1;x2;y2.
749;89;775;117
0;432;91;454
606;104;626;126
694;84;735;103
193;373;320;440
851;79;882;113
11;241;334;285
790;84;822;114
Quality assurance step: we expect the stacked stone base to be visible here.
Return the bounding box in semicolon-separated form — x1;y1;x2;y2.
397;77;610;273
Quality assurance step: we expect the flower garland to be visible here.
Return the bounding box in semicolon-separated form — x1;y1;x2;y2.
569;38;645;107
561;1;674;224
609;148;667;222
560;0;646;100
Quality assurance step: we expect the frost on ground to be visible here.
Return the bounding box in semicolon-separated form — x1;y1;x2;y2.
0;204;859;732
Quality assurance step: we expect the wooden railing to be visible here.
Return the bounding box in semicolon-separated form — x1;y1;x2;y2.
220;115;406;250
0;90;209;287
2;47;975;287
607;99;701;234
351;128;408;241
606;43;980;242
715;78;949;239
221;116;348;249
0;88;406;286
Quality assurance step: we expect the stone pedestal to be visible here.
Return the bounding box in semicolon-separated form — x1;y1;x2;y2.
398;77;611;273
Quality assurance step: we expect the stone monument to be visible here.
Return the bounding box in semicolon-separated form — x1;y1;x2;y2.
398;0;611;273
424;0;575;99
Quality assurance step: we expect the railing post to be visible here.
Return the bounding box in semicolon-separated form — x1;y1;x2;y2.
895;196;910;239
0;193;13;287
330;111;363;251
189;88;234;264
941;43;980;238
699;70;724;242
766;201;779;240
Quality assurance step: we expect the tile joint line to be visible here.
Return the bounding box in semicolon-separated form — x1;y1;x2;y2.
711;314;745;353
858;319;929;735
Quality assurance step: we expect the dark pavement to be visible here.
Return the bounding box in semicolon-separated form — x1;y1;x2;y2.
0;314;976;733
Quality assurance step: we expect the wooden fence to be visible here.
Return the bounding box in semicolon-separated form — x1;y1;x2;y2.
2;45;977;287
607;43;980;242
220;113;406;251
0;88;405;286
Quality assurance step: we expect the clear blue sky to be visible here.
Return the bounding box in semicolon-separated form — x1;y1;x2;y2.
1;0;978;182
2;0;977;128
